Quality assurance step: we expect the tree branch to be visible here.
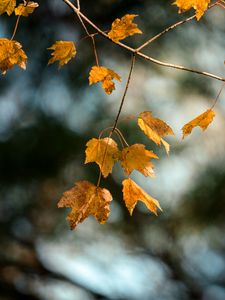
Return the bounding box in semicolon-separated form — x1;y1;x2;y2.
62;0;225;82
112;54;136;132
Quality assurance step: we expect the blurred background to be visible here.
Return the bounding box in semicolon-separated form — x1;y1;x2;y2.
0;0;225;299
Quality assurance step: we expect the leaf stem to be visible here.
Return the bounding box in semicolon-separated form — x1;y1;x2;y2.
211;82;225;109
11;15;21;40
112;54;136;132
99;127;129;147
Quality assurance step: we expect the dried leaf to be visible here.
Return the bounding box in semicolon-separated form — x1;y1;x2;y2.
89;66;121;95
174;0;211;20
0;38;27;74
108;14;142;43
138;111;174;154
48;41;76;67
120;144;158;177
122;178;162;215
15;1;39;17
85;137;120;177
182;109;215;138
58;180;112;229
0;0;16;16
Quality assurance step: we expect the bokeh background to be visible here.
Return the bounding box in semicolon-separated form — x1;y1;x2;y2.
0;0;225;299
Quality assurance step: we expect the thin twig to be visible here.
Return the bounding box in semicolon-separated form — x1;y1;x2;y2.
136;15;195;52
211;82;225;108
112;54;136;132
218;0;225;4
136;2;218;52
217;2;225;8
99;127;129;147
76;0;80;10
62;0;225;82
136;51;224;81
11;15;21;40
11;1;30;40
72;1;99;65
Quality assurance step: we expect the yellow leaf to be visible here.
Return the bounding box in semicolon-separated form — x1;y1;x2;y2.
174;0;211;20
58;180;112;229
120;144;158;177
15;1;39;17
108;14;142;43
122;178;162;215
182;109;215;138
0;0;16;16
89;66;121;95
0;38;27;75
48;41;76;67
85;137;120;177
138;111;174;154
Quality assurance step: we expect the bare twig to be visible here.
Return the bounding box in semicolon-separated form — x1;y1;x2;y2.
112;54;136;132
62;0;225;82
216;0;225;9
136;2;218;52
99;127;129;147
211;82;225;108
217;2;225;8
76;0;80;10
11;1;30;40
136;15;195;52
11;16;21;40
74;1;99;65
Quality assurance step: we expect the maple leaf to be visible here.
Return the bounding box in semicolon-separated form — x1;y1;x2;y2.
182;109;215;138
120;144;158;177
122;178;162;215
48;41;76;67
58;180;112;229
138;111;174;154
15;1;39;17
108;14;142;43
89;66;121;95
0;38;27;75
0;0;16;16
174;0;211;20
85;137;120;177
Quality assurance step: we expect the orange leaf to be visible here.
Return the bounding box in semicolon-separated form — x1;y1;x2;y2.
120;144;158;177
85;137;120;177
122;178;162;215
58;180;112;229
0;0;16;16
138;111;174;154
89;66;121;95
15;1;39;17
0;38;27;75
173;0;211;20
182;109;215;138
48;41;76;67
108;14;142;43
